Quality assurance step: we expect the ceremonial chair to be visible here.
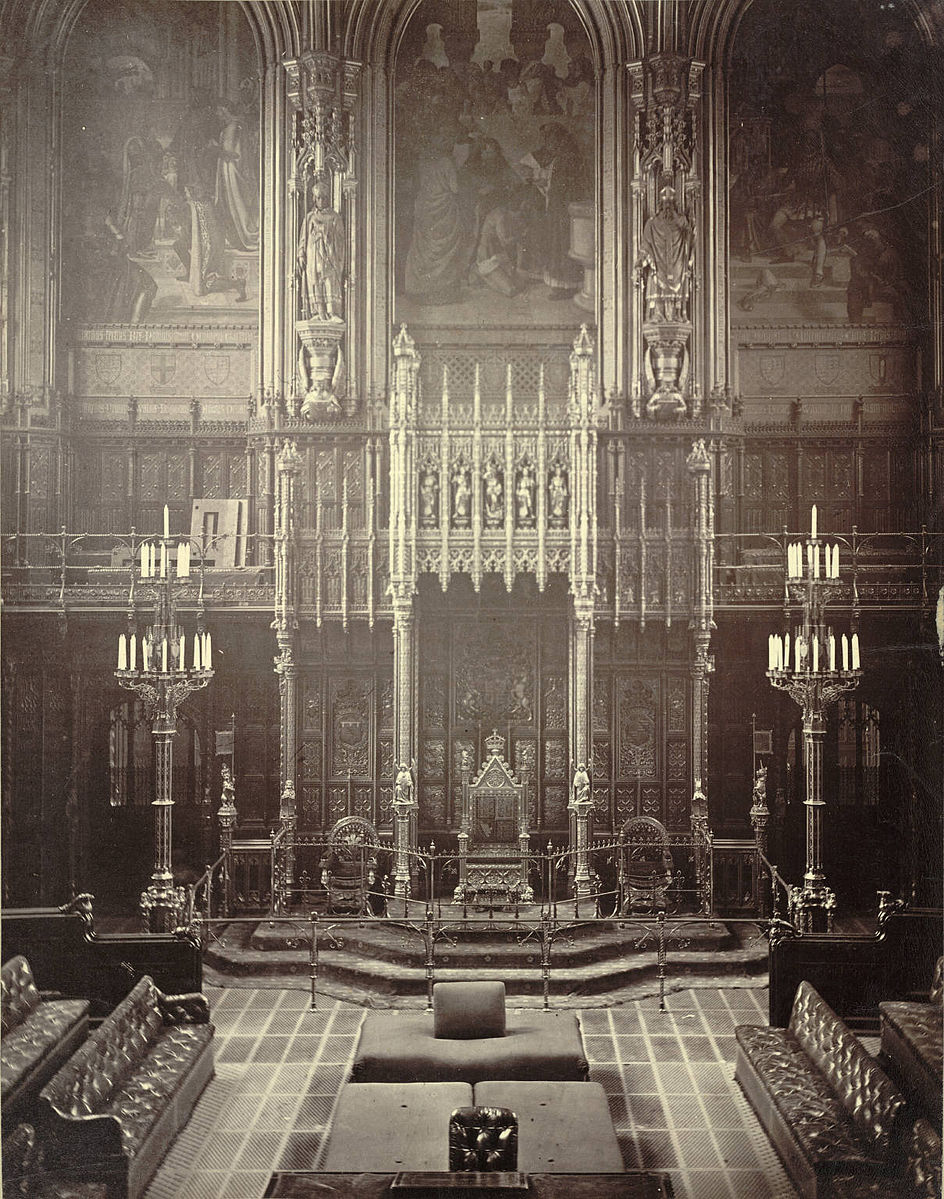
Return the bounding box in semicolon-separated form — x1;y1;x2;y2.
320;816;379;915
619;816;675;914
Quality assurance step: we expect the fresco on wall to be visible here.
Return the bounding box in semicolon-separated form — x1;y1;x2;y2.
394;0;594;329
729;0;931;329
60;0;259;326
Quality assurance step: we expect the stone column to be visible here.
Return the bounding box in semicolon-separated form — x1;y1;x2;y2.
274;441;302;894
391;598;416;898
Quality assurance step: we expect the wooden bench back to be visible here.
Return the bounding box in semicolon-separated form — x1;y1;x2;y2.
790;980;907;1160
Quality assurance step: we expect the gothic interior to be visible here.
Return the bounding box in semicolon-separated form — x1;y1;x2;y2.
1;0;942;1196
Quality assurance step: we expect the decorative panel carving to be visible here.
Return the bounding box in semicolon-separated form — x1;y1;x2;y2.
543;675;566;730
806;452;827;496
514;739;536;781
421;785;447;827
593;677;609;734
423;675;446;726
379;677;394;729
641;784;662;819
202;454;223;499
454;622;534;727
744;454;763;499
303;678;321;728
230;455;247;496
423;739;446;778
667;677;686;734
378;737;394;781
301;739;321;778
330;678;371;777
832;452;853;498
166;455;187;499
544;740;566;779
615;786;636;823
454;739;475;778
139;454;163;500
544;786;567;828
667;786;688;830
667;740;687;781
618;678;657;777
592;740;609;779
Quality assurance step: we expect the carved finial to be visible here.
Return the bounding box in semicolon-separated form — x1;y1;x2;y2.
485;729;505;757
393;324;416;357
572;325;594;355
686;437;711;471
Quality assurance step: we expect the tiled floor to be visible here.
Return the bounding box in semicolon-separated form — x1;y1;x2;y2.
145;985;798;1199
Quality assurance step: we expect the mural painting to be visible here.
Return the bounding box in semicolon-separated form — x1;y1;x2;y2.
395;0;594;329
729;0;931;329
61;0;259;326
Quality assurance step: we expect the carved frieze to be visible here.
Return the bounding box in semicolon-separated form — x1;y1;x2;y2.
618;678;657;778
330;678;370;777
422;739;446;779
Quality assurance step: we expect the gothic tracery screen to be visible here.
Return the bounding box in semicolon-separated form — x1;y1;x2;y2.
394;0;595;329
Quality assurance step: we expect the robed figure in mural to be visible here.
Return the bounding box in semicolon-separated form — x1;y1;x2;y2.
216;101;259;252
296;178;346;322
637;185;694;323
405;134;473;306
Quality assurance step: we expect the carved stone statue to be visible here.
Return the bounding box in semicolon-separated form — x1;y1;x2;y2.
296;176;345;322
219;762;236;815
516;462;536;525
571;762;591;807
452;467;472;528
636;185;694;323
548;463;568;525
394;760;416;807
484;461;503;527
419;469;439;526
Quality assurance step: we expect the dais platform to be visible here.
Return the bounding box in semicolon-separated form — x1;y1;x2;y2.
204;906;767;1005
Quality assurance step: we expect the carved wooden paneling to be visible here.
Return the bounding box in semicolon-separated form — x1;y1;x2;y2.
421;784;447;827
330;677;371;779
422;738;446;778
423;675;446;726
617;677;657;778
544;785;567;828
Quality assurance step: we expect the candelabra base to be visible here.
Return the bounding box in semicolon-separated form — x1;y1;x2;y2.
140;881;187;933
790;881;836;934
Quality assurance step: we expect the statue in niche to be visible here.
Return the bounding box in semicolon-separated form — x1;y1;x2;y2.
452;466;472;528
548;462;569;526
296;176;345;322
571;762;591;808
636;185;694;323
419;469;439;527
516;461;536;526
484;460;503;527
394;760;416;807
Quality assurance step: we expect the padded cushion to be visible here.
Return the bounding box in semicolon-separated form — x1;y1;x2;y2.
322;1082;472;1172
474;1080;623;1173
353;1009;588;1083
0;999;88;1102
433;981;506;1040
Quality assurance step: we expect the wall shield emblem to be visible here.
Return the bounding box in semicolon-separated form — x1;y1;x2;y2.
204;353;230;386
90;352;122;385
869;354;888;385
149;351;177;385
814;352;840;385
759;354;785;385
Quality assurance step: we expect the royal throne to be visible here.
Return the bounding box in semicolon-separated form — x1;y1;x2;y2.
320;816;379;915
454;732;533;907
618;816;675;914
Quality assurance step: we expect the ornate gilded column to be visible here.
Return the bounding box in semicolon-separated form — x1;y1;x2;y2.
687;438;714;807
568;328;598;898
390;328;419;897
284;51;361;420
217;762;237;917
274;441;302;892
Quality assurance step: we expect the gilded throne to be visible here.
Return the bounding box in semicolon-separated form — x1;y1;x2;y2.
618;816;675;914
454;732;533;907
320;816;379;915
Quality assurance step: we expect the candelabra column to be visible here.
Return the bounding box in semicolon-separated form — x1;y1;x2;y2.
392;598;417;899
802;706;826;892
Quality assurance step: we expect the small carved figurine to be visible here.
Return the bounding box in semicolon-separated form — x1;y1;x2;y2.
394;760;416;807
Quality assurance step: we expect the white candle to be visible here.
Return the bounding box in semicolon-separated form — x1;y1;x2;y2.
129;633;136;671
841;633;849;672
778;636;785;671
205;632;212;665
807;544;814;576
162;639;168;673
812;635;819;673
814;545;820;579
160;542;167;578
143;640;151;672
811;504;817;539
147;543;154;578
140;544;147;578
193;632;201;671
784;633;790;670
852;633;860;670
789;544;797;577
178;542;190;578
118;634;127;670
163;504;170;540
829;634;836;672
795;636;802;672
178;635;185;671
768;635;774;670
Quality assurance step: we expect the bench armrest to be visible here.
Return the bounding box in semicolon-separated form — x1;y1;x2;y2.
157;990;211;1025
38;1097;124;1163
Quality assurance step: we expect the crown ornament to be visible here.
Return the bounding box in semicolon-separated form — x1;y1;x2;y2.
485;729;505;757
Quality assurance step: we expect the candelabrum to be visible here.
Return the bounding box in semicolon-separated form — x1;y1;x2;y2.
115;506;214;932
766;506;861;932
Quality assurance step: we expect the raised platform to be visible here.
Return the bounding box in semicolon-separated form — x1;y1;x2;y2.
204;909;767;1005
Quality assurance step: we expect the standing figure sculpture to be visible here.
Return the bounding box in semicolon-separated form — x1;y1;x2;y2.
296;177;345;322
548;463;568;525
394;761;416;807
516;462;536;524
571;762;591;807
636;185;694;323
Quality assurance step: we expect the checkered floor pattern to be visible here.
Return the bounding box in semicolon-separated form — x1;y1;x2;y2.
144;985;799;1199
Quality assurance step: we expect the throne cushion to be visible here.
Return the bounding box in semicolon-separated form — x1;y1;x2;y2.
434;982;506;1040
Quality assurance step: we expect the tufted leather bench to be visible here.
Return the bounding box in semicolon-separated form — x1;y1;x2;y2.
879;956;943;1126
1;956;89;1121
735;981;909;1199
830;1117;942;1199
37;975;214;1199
